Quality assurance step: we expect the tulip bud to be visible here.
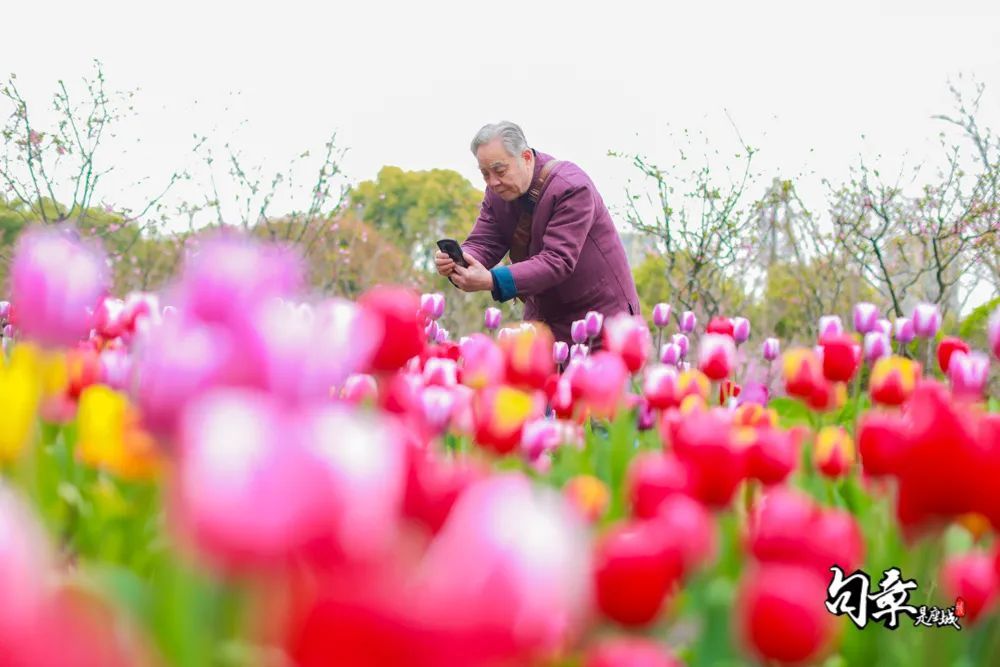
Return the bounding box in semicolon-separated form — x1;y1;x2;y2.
484;306;502;331
671;333;689;358
988;307;1000;360
570;343;589;361
434;327;450;344
911;302;940;339
731;317;751;344
937;336;970;374
853;302;879;334
420;292;446;320
603;314;652;373
679;311;696;334
584;311;604;339
0;300;10;324
652;303;672;328
698;333;736;380
762;337;780;362
571;319;588;344
817;315;843;339
873;318;892;337
948;351;989;399
893;317;915;344
425;320;440;341
423;357;458;387
660;343;681;366
869;355;921;406
863;332;891;363
814;425;855;478
552;341;570;365
339;373;378;405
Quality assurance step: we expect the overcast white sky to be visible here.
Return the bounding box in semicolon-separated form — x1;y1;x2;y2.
3;0;999;250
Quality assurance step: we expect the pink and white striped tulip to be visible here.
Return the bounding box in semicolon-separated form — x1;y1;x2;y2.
660;343;682;366
652;303;672;328
731;317;751;344
947;351;989;399
893;317;915;344
643;364;679;409
679;310;697;334
853;302;879;334
603;314;652;373
873;318;892;337
672;333;690;358
571;319;588;344
862;332;891;363
521;418;565;461
818;315;844;339
987;307;1000;360
762;337;781;362
553;341;570;365
420;293;446;320
484;307;502;331
425;320;440;342
584;311;604;339
698;333;737;380
423;357;458;387
10;227;109;347
435;327;450;344
911;303;941;339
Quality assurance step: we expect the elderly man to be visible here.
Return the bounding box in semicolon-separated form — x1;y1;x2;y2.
435;121;640;345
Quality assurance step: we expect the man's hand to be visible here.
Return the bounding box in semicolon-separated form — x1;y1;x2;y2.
450;253;493;293
434;250;456;277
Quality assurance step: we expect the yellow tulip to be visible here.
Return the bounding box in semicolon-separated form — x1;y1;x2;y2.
77;385;161;480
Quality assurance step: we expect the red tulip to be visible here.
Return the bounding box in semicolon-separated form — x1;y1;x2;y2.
359;286;426;373
603;314;652;373
941;552;999;625
671;409;746;508
472;385;543;455
653;494;716;576
627;452;691;519
783;348;824;400
584;637;683;667
698;333;736;380
814;425;855;478
706;316;734;337
402;451;485;535
499;324;556;390
819;334;860;383
869;356;921;406
937;336;970;374
745;427;797;486
857;411;909;476
593;519;683;626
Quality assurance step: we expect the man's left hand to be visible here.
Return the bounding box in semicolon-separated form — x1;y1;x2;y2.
450;253;493;293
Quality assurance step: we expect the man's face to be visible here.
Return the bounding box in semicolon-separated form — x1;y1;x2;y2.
476;138;533;201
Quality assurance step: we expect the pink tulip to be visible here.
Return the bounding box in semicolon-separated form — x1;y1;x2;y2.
987;307;1000;360
643;364;678;409
948;351;989;399
911;302;940;339
98;347;132;391
435;327;450;344
818;315;843;339
339;373;378;404
0;301;11;324
172;232;303;328
873;318;892;337
571;319;588;344
679;311;696;334
419;474;592;656
460;334;505;388
419;385;456;434
652;303;672;328
425;320;440;342
698;333;737;380
603;314;652;373
10;227;109;347
731;317;751;344
570;343;590;361
894;317;915;344
122;291;161;332
484;307;502;331
92;297;126;341
585;311;604;339
420;293;446;320
578;351;630;417
423;357;458;387
671;333;690;358
521;418;564;461
0;482;52;643
862;332;891;363
762;337;780;362
553;341;570;365
2;324;12;339
852;302;879;334
660;343;681;366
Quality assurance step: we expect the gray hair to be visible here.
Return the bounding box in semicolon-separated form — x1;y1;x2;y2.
470;121;529;157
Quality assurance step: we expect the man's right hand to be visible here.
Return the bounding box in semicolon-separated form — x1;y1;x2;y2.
434;250;456;276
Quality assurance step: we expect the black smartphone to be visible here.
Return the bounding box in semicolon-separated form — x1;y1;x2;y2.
436;238;469;268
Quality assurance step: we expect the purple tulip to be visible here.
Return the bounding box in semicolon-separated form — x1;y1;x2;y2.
571;319;588;345
0;301;9;324
911;303;940;339
893;317;915;344
679;310;696;334
947;350;989;398
435;327;450;344
553;341;570;365
636;399;656;431
10;227;110;347
484;307;502;331
737;381;770;407
873;318;892;337
420;293;446;321
584;311;604;339
731;317;751;344
570;343;589;361
818;315;843;339
853;302;879;334
1;324;12;339
425;320;440;342
863;332;891;363
652;303;672;328
660;343;682;366
671;333;690;358
762;337;780;362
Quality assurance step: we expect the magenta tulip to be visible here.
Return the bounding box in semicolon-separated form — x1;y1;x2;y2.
652;303;672;328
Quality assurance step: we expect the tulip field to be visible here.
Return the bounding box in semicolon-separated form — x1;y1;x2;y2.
1;225;999;667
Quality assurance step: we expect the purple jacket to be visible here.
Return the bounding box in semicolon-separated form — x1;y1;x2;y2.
462;150;640;344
